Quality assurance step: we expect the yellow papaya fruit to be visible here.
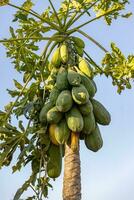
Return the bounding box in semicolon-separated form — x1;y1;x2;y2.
60;43;68;64
71;132;79;152
49;124;59;145
51;47;61;68
78;56;93;78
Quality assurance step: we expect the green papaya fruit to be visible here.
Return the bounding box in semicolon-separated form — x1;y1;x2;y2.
79;100;93;115
47;106;63;124
39;102;53;124
81;74;96;97
47;144;62;178
72;84;89;105
51;47;61;68
66;107;84;132
72;36;85;48
56;90;73;112
84;124;103;152
67;69;81;86
74;44;84;57
49;87;60;105
56;67;69;90
78;56;93;78
55;119;70;144
92;99;111;125
60;43;68;64
82;112;96;134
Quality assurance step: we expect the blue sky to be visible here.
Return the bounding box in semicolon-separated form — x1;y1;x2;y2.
0;1;134;200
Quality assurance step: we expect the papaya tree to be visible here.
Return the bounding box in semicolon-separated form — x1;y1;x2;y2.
0;0;134;200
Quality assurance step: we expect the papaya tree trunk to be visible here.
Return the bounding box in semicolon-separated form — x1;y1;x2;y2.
63;144;81;200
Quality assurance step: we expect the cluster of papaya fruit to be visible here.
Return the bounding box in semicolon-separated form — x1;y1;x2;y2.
39;37;111;178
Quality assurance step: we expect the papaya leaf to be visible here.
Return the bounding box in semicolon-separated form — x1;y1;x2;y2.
0;0;9;6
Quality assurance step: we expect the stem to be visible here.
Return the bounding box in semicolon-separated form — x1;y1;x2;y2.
67;8;120;34
7;3;61;32
0;35;66;43
30;184;38;196
63;0;71;26
78;30;108;53
5;74;33;121
84;50;104;73
48;0;63;28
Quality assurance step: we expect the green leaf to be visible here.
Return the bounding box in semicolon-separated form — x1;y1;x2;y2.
0;0;9;6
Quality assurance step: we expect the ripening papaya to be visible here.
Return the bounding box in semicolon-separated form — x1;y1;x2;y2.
66;107;84;132
56;67;69;90
67;69;81;86
60;43;68;64
78;56;93;78
51;47;61;68
84;124;103;152
79;100;93;115
72;84;89;105
82;112;96;134
39;102;53;124
71;132;79;152
47;106;63;124
56;90;73;112
92;99;111;125
49;124;59;145
55;119;70;144
72;36;85;48
47;144;62;178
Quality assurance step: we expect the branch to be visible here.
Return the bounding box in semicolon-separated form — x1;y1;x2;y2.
7;3;61;32
69;0;100;28
0;35;66;43
48;0;63;28
84;50;104;73
77;30;108;53
67;8;120;34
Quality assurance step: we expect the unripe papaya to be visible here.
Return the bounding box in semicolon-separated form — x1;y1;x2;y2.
72;36;85;48
55;119;70;144
82;112;96;134
47;144;62;178
60;43;68;64
74;45;84;57
49;87;60;105
67;69;81;86
47;106;63;124
49;124;59;145
78;56;93;78
92;99;111;125
81;74;96;97
51;47;61;68
56;67;69;90
85;124;103;152
72;84;89;105
79;100;93;115
39;102;53;124
66;107;84;132
56;90;73;112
